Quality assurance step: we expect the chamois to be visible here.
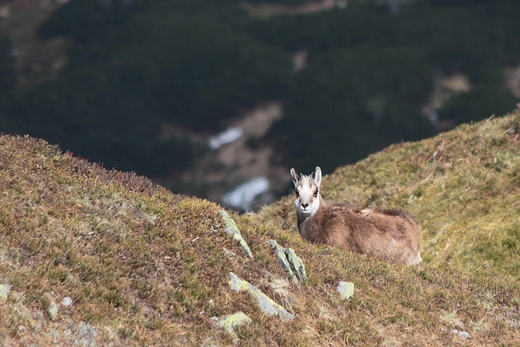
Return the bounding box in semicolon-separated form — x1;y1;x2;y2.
290;167;422;266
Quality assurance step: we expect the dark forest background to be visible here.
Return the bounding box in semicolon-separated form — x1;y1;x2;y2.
0;0;519;179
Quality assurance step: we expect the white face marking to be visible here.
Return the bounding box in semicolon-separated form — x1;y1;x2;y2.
291;167;322;218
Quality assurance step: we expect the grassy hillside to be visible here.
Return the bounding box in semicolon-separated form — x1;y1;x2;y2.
1;113;520;346
261;110;520;281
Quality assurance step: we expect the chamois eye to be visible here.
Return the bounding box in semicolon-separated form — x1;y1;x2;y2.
313;190;318;198
295;190;300;197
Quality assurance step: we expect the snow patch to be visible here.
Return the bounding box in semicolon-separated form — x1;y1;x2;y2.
208;127;243;150
222;177;269;211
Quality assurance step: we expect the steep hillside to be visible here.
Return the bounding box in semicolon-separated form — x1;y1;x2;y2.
259;111;520;281
1;114;520;346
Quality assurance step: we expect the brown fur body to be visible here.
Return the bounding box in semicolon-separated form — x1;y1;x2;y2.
291;167;422;266
297;199;422;265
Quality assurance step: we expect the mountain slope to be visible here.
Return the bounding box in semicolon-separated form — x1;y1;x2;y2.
259;111;520;280
1;113;520;345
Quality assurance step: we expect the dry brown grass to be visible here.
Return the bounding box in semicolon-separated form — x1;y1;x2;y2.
1;112;520;346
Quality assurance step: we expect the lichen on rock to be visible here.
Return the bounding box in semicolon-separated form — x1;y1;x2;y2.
0;284;11;301
216;312;252;341
228;272;294;320
337;281;355;301
267;240;307;284
219;210;253;259
43;292;58;320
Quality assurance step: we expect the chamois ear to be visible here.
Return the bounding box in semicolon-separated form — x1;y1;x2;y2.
313;166;322;187
290;168;300;188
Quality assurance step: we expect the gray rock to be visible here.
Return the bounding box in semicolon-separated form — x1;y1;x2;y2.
337;281;355;301
0;284;11;301
43;292;58;320
228;272;294;320
267;240;307;284
452;329;471;340
219;210;253;259
215;312;252;342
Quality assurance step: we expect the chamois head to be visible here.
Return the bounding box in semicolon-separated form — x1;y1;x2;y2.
290;166;322;218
